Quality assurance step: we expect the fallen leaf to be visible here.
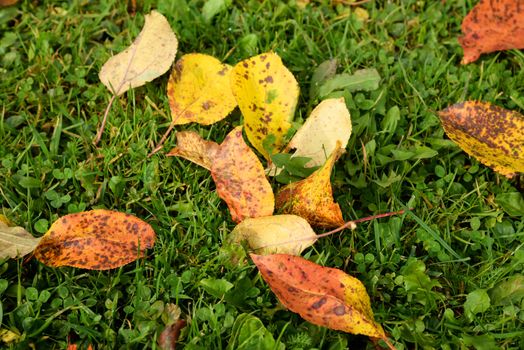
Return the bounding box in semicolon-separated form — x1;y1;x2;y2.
318;68;380;98
438;101;524;177
229;215;317;255
166;131;220;171
231;52;299;159
99;11;178;96
288;98;352;168
0;0;18;7
0;222;41;259
0;329;20;344
251;253;386;339
459;0;524;64
167;53;237;125
158;304;186;350
276;143;345;228
34;210;156;269
211;127;274;222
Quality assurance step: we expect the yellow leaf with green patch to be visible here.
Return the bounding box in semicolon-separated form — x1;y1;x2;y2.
167;53;237;125
438;101;524;177
276;142;344;228
166;131;219;171
211;127;274;223
231;52;299;159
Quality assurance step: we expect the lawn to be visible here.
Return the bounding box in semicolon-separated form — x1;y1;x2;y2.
1;0;523;349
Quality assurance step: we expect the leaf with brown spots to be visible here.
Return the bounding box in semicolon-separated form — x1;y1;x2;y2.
166;131;219;171
275;142;344;228
33;210;156;270
211;126;274;223
231;52;299;160
459;0;524;64
0;221;41;259
438;101;524;177
250;253;386;340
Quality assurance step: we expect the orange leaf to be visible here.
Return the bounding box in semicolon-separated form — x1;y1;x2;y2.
251;253;385;339
459;0;524;64
438;101;524;177
34;210;156;270
211;126;274;223
166;131;219;171
275;142;344;228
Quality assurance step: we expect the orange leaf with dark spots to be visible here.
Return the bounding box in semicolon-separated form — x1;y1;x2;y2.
251;253;386;339
34;210;156;270
167;131;219;171
211;126;274;223
276;142;344;228
438;101;524;177
459;0;524;64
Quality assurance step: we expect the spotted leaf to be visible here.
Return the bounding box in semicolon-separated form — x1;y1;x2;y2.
211;126;274;223
167;131;219;171
231;52;299;160
34;210;156;270
250;253;386;339
438;101;524;177
167;53;237;125
459;0;524;64
276;142;344;228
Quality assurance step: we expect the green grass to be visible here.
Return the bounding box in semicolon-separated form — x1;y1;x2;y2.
1;0;524;348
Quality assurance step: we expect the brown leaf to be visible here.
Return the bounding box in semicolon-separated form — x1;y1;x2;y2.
251;253;386;339
158;319;186;350
167;131;219;171
438;101;524;177
459;0;524;64
211;127;274;222
34;210;156;270
276;142;344;228
0;222;41;259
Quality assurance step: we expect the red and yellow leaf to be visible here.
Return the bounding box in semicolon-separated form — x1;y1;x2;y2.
459;0;524;64
34;210;156;270
231;52;299;160
211;126;274;223
251;253;385;339
276;142;344;228
166;131;219;171
438;101;524;177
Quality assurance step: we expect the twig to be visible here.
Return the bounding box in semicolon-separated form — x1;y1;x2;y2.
148;122;176;157
94;94;116;146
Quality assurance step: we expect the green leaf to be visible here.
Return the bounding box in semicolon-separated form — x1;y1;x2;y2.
202;0;232;22
464;289;490;319
309;58;338;100
319;68;380;97
199;278;233;298
489;274;524;306
496;192;524;216
227;313;284;350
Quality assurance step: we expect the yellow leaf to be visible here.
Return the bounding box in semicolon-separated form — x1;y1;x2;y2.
0;329;20;344
276;143;344;228
229;215;317;255
166;131;220;171
251;253;386;339
231;52;299;160
288;97;351;168
0;221;41;259
99;11;178;96
438;101;524;177
211;127;274;223
167;53;237;125
34;210;156;270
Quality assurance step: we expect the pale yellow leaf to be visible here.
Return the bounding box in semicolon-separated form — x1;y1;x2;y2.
0;222;41;259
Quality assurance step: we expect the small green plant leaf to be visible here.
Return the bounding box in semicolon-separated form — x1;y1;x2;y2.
319;69;380;98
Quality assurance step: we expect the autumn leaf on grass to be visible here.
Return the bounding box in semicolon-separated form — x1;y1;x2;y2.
231;52;299;160
211;127;274;222
459;0;524;64
276;143;344;228
251;253;386;339
228;215;317;256
0;221;41;259
166;131;219;171
438;101;524;177
34;210;156;269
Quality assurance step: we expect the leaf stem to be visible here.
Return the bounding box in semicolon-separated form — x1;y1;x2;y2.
94;94;117;146
148;121;176;157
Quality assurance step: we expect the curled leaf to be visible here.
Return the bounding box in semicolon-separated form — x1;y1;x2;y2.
251;253;386;339
167;131;219;171
231;52;299;159
276;143;344;228
438;101;524;177
229;215;317;256
34;210;156;270
211;127;274;222
167;53;237;125
0;221;40;259
459;0;524;64
99;11;178;96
